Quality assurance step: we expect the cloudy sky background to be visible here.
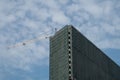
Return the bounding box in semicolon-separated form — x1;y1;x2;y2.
0;0;120;80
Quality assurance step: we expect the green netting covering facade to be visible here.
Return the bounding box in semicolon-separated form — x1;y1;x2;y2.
50;26;71;80
50;25;120;80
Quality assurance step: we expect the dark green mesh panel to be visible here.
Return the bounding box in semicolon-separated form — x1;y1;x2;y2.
50;25;120;80
50;26;70;80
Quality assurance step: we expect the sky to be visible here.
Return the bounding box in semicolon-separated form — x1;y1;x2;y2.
0;0;120;80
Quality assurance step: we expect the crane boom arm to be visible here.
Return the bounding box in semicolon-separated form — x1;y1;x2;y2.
7;34;50;49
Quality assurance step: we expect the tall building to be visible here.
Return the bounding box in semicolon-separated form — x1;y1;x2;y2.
50;25;120;80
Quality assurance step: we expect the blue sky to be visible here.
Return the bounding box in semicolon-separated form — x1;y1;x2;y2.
0;0;120;80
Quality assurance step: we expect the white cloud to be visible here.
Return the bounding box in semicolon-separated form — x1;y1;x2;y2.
51;10;70;24
78;21;120;49
78;0;103;18
40;0;60;10
67;3;81;15
97;38;120;49
57;0;69;5
0;0;65;72
0;40;49;71
66;0;120;49
102;1;113;15
101;23;120;36
0;0;120;77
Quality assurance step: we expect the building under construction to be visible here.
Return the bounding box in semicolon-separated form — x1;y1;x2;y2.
50;25;120;80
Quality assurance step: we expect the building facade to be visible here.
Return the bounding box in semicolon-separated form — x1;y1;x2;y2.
50;25;120;80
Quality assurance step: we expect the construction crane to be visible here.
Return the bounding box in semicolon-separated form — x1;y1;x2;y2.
7;34;50;49
7;26;57;49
